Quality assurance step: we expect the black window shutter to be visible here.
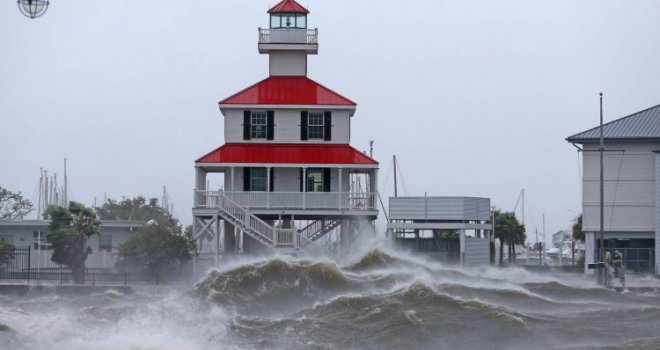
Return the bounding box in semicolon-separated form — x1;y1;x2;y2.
243;111;251;140
323;168;331;192
324;111;332;141
243;168;251;192
300;168;304;192
300;111;308;141
270;168;275;192
267;111;274;140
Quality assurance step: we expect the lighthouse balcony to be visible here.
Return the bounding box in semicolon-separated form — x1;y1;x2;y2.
258;28;319;54
194;190;377;218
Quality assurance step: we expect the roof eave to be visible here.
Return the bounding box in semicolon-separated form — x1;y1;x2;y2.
566;137;660;144
219;103;357;110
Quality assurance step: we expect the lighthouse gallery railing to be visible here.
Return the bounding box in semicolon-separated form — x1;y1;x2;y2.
258;28;318;44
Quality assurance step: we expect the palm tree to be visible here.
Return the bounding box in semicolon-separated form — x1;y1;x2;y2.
494;210;525;265
45;202;100;284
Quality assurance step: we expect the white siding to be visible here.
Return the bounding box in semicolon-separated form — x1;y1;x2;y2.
583;205;655;232
656;153;660;275
581;143;658;232
464;238;490;266
224;109;351;144
269;51;307;76
389;197;491;221
274;168;300;192
224;167;245;192
224;110;245;142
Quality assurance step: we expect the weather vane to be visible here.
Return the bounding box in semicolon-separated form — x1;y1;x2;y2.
17;0;49;19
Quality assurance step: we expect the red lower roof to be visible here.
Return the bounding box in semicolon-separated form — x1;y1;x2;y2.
196;143;378;165
219;77;356;106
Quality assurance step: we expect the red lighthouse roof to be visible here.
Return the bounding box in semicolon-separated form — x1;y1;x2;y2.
268;0;309;14
219;76;356;106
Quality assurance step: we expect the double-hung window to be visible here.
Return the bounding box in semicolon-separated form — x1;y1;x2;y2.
301;111;331;141
306;168;324;192
302;168;330;192
250;168;267;192
308;112;324;140
251;112;267;140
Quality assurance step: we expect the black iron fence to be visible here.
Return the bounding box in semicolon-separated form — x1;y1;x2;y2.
0;246;170;286
0;246;31;281
597;248;655;274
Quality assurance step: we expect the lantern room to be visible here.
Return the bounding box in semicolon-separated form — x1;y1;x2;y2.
259;0;318;54
270;12;307;29
269;0;308;29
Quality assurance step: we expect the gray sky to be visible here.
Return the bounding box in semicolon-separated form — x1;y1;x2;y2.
2;0;660;244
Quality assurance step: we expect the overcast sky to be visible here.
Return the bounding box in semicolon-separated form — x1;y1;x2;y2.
2;0;660;244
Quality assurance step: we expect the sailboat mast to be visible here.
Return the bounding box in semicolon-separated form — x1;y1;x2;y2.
63;158;68;206
393;155;398;198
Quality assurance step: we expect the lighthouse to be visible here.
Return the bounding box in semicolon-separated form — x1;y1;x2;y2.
193;0;379;258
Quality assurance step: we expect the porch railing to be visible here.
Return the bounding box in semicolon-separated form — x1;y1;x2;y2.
194;190;377;211
258;28;318;44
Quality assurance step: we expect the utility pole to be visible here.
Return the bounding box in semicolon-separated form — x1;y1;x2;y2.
521;189;525;228
598;92;605;285
369;139;374;158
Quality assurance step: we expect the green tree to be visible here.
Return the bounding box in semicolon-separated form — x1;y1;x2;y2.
494;210;526;265
116;223;194;281
572;214;584;242
0;186;33;220
95;196;177;228
433;230;459;239
45;202;100;284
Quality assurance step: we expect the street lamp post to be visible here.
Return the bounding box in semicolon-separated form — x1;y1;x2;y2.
17;0;49;19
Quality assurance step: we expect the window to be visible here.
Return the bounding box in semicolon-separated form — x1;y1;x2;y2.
306;169;324;192
244;110;273;141
270;13;307;29
33;231;48;250
301;111;331;141
270;15;280;28
308;112;324;139
99;235;112;252
250;168;267;192
296;15;306;28
251;112;267;139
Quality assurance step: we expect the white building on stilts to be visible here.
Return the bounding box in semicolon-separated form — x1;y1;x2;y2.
192;0;379;260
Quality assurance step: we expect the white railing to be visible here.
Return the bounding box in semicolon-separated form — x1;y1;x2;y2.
194;190;346;252
216;192;276;244
195;190;376;211
194;190;304;247
199;191;376;211
258;28;318;44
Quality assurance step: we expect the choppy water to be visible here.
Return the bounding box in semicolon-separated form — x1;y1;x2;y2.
2;248;660;350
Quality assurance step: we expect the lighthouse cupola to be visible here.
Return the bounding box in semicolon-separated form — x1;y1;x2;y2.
259;0;318;76
269;0;308;29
